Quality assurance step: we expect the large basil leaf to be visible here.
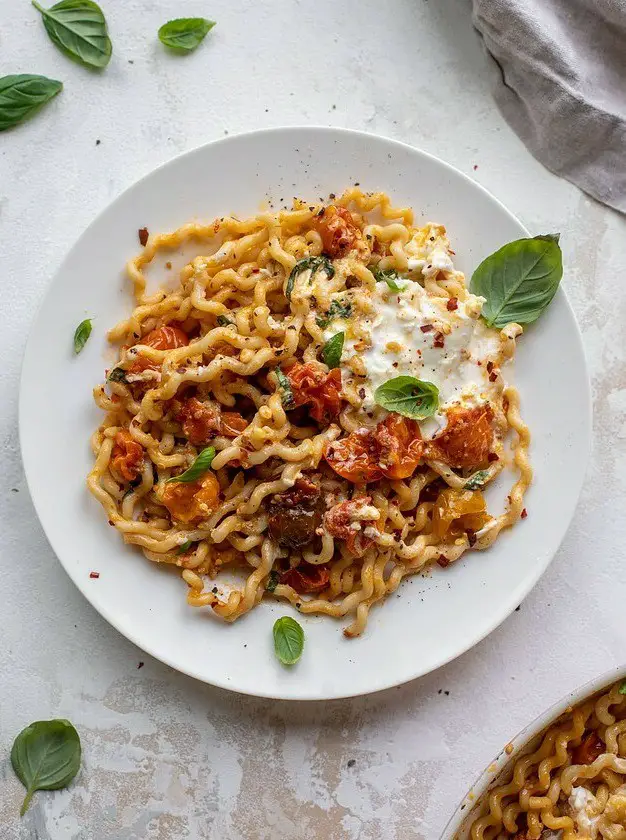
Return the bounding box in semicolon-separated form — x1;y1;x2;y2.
32;0;112;69
158;18;216;52
0;75;63;132
11;719;81;816
470;235;563;328
374;376;439;420
273;616;304;665
166;446;215;483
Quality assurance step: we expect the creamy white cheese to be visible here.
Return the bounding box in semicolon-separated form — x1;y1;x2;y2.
335;277;502;438
569;787;599;838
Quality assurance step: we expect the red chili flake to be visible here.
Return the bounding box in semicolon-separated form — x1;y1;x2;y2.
466;530;477;547
392;361;399;368
521;508;528;519
165;261;172;270
489;372;498;382
433;332;445;348
108;520;114;526
358;387;366;399
488;453;499;462
473;165;478;171
446;297;458;311
420;324;433;333
437;554;450;568
138;227;149;247
486;361;494;373
89;571;100;579
137;661;144;669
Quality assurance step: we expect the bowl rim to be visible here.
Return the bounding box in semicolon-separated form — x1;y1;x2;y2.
440;665;626;839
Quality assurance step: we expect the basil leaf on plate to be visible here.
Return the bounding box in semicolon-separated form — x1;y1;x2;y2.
464;469;490;491
470;235;563;328
0;75;63;132
315;299;352;329
11;719;81;816
273;616;304;665
32;0;112;69
322;332;344;369
286;255;335;299
275;368;295;409
158;18;216;52
370;264;405;292
374;376;439;420
73;318;92;354
166;446;215;483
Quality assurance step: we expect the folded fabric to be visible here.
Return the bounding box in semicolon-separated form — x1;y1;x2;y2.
472;0;626;214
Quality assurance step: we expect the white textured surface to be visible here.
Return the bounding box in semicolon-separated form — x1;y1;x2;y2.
0;0;624;837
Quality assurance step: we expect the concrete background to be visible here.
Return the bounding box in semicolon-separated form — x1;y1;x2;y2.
1;0;625;837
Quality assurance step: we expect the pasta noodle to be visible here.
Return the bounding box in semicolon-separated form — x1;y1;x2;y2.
467;680;626;839
87;188;531;636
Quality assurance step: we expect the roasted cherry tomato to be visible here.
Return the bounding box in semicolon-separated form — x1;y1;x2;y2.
431;488;489;540
324;497;379;556
127;324;189;374
312;205;365;258
572;733;605;766
285;363;342;424
428;404;494;469
174;397;247;444
280;562;330;593
160;472;220;524
110;430;144;482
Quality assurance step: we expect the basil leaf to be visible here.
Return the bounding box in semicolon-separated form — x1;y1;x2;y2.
370;264;405;292
11;719;81;816
216;314;234;327
273;616;304;665
32;1;112;69
275;368;295;409
315;299;352;329
374;376;439;420
166;446;215;483
158;18;216;52
322;332;344;369
176;540;192;555
286;256;335;299
107;367;127;383
464;469;490;491
619;681;626;696
0;75;62;132
73;318;92;354
470;235;563;328
266;570;280;593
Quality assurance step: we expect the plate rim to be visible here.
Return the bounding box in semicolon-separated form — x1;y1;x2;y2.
18;126;593;700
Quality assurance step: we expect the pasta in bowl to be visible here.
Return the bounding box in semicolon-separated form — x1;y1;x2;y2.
442;670;626;840
87;187;558;638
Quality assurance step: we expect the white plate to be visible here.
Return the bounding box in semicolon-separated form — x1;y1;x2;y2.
19;127;591;700
441;666;625;840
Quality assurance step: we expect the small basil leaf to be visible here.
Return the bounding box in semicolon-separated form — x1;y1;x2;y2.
275;368;295;409
73;318;92;354
266;570;280;593
619;681;626;696
273;616;304;665
464;469;490;491
107;367;127;383
11;719;81;816
32;0;112;69
286;255;335;299
216;314;234;327
322;332;344;369
315;299;352;329
166;446;215;483
0;74;63;132
176;540;193;555
158;17;216;52
470;235;563;328
370;264;405;292
374;376;439;420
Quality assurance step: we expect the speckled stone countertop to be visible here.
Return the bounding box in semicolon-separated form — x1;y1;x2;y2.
1;0;624;838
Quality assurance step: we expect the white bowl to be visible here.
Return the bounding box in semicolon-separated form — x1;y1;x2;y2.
19;127;591;699
441;666;626;840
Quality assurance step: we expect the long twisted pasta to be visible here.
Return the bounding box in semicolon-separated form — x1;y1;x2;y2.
87;189;531;636
467;681;626;840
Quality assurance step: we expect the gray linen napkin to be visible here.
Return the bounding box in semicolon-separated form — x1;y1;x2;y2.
472;0;626;214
